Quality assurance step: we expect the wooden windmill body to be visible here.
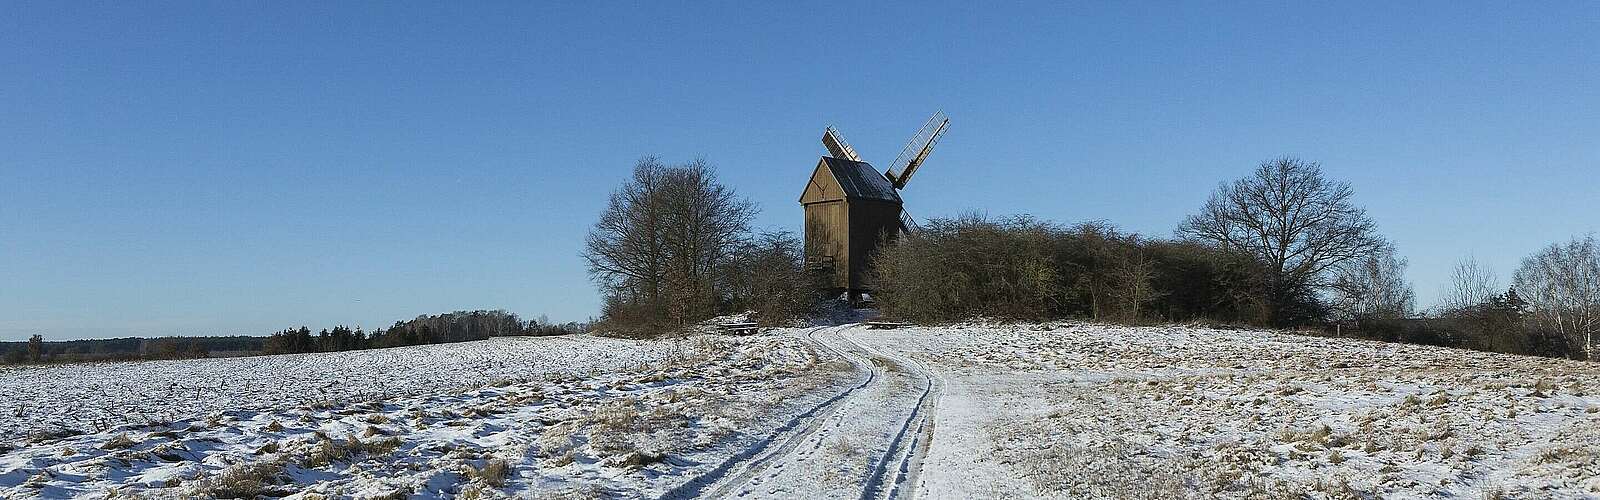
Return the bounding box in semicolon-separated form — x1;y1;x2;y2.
800;112;949;301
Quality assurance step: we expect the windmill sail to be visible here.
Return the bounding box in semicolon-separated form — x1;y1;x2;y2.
822;126;863;162
899;209;921;234
884;111;949;189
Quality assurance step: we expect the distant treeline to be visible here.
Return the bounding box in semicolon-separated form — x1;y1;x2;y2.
3;310;586;364
1365;235;1600;360
261;310;585;355
1;335;264;364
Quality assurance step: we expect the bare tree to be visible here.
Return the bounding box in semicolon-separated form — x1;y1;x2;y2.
584;157;756;330
1178;157;1385;324
27;334;43;362
585;158;671;313
656;159;758;323
1438;256;1500;314
1108;236;1162;323
1513;235;1600;359
1331;244;1415;322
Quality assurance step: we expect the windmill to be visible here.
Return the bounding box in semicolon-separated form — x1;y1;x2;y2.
800;111;950;301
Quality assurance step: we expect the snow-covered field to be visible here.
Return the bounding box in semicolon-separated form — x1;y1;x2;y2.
1;336;679;439
852;322;1600;499
0;333;855;498
5;322;1600;499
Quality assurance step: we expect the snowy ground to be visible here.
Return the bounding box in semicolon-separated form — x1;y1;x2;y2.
0;336;681;439
5;323;1600;498
679;326;937;499
0;333;856;498
852;322;1600;499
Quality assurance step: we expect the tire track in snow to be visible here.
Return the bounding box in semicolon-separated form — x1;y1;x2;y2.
839;328;942;500
664;324;943;500
658;325;874;500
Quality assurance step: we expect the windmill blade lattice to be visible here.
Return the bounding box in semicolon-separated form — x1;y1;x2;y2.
884;111;949;189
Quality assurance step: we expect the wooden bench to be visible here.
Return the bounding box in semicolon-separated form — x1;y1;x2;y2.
864;322;909;330
719;322;760;335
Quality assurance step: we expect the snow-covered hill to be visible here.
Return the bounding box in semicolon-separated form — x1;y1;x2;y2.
4;323;1599;498
855;322;1600;499
0;334;854;498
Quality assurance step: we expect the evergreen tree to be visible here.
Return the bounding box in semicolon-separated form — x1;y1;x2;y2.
294;327;313;353
1499;287;1529;317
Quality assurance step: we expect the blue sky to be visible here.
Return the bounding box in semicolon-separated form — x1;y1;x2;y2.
2;2;1596;340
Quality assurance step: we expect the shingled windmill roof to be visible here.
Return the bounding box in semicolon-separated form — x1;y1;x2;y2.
817;156;901;203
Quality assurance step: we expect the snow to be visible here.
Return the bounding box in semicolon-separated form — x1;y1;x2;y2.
0;333;854;498
690;326;934;499
850;322;1600;499
0;336;678;439
5;322;1600;498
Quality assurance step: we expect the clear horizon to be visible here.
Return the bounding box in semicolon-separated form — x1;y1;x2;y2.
3;2;1597;341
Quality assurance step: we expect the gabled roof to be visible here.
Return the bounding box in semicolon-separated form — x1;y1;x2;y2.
815;156;901;203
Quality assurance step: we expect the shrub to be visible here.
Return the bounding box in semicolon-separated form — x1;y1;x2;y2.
720;231;820;326
1353;318;1453;347
871;214;1272;325
872;214;1063;322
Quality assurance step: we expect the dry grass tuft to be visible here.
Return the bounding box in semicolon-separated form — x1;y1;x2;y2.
359;436;403;455
616;450;665;469
1534;378;1555;396
1279;423;1334;451
827;436;860;457
459;483;489;500
300;435;402;468
538;422;578;460
101;433;138;450
147;428;180;439
366;487;411;500
1309;475;1364;499
301;437;349;468
468;458;511;487
253;441;280;455
189;459;288;498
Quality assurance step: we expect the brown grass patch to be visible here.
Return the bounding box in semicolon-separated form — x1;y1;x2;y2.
101;433;138;450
